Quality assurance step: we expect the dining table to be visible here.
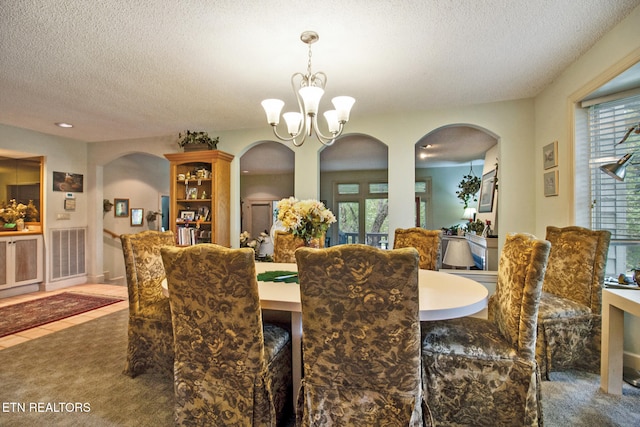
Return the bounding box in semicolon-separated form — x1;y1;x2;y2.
255;262;488;405
162;261;489;406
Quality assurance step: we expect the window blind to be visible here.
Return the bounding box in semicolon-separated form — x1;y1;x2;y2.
588;94;640;241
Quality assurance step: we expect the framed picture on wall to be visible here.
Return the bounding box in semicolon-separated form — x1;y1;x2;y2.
544;170;559;196
543;141;558;169
130;208;144;226
53;171;84;192
114;198;129;217
478;169;497;213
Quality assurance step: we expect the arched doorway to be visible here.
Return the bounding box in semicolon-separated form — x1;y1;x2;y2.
239;141;294;240
320;134;389;247
415;124;498;231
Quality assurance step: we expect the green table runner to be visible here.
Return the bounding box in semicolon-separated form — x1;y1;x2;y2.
257;271;298;283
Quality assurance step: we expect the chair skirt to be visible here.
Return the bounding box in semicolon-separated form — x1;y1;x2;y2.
422;317;542;427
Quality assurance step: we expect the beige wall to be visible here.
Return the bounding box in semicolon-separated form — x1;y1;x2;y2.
218;98;536;253
534;7;640;234
534;7;640;361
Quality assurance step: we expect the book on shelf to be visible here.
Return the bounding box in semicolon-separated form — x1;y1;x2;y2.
177;226;197;245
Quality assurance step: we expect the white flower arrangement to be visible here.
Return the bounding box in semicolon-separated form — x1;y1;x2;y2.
276;197;336;243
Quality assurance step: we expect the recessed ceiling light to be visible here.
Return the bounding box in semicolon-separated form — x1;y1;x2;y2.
55;122;73;128
420;144;432;149
242;170;250;174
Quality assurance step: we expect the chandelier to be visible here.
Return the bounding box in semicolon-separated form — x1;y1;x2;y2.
261;31;355;147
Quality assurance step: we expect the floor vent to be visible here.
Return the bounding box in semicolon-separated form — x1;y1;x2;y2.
51;228;87;280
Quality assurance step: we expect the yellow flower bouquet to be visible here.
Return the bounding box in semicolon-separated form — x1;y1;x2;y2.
276;197;336;244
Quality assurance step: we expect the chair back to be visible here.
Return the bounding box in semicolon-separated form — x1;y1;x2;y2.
161;244;272;425
543;226;611;313
492;233;551;360
295;244;422;425
120;230;175;314
273;230;324;263
393;227;442;270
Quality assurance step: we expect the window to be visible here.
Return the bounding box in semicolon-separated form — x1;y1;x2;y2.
337;183;359;195
414;179;432;228
586;94;640;273
335;181;388;248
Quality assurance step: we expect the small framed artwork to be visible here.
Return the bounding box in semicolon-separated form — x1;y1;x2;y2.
114;198;129;217
543;141;558;169
180;210;196;221
478;169;497;213
130;208;144;226
544;170;559;197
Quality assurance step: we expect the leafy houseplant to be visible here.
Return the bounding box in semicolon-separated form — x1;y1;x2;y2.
466;219;486;234
177;131;219;151
456;173;481;209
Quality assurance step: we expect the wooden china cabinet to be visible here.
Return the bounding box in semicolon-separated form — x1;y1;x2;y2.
164;150;234;247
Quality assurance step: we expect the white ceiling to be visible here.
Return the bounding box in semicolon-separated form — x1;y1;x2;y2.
2;0;640;171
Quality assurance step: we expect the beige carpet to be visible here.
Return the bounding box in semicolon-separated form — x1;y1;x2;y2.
0;309;638;426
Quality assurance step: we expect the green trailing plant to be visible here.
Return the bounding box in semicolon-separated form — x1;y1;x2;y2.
177;131;219;149
456;173;481;209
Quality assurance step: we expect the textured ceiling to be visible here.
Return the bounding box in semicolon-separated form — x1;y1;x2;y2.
1;0;639;145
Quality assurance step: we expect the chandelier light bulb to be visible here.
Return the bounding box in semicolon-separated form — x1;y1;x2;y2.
261;99;284;125
323;110;339;133
283;112;303;135
332;96;355;122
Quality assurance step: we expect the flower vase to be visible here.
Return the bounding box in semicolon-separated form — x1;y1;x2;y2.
16;219;24;231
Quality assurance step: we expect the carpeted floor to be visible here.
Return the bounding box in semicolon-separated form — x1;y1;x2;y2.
0;309;638;426
0;292;124;338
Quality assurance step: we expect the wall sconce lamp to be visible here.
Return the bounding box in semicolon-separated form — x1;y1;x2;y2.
600;122;640;181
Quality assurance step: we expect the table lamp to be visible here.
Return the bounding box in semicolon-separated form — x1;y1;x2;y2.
443;239;475;269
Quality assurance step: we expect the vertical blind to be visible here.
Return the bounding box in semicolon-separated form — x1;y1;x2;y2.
589;94;640;241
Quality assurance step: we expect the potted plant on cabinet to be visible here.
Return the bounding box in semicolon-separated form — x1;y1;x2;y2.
177;131;219;152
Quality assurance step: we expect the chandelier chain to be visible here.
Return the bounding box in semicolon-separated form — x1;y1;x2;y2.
307;44;313;78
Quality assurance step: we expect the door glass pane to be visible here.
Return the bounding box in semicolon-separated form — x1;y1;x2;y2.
365;198;388;248
338;202;359;244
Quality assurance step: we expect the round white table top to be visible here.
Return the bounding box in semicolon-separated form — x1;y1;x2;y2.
256;262;488;321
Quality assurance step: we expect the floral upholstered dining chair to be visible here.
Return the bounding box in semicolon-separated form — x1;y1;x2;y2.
535;225;611;378
161;244;292;426
295;244;425;426
422;233;550;426
120;230;175;378
273;230;323;263
393;227;443;270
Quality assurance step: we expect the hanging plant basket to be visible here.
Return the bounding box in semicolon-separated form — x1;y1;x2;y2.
456;164;481;209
